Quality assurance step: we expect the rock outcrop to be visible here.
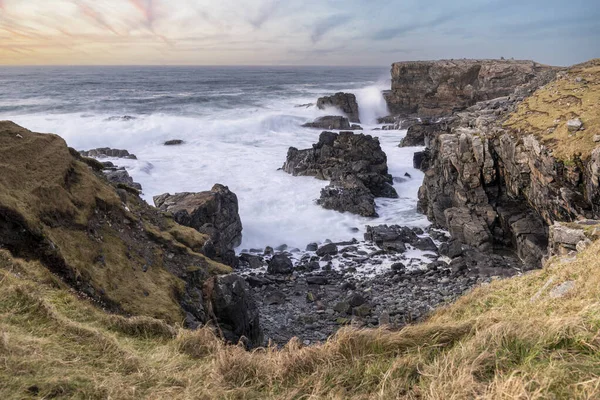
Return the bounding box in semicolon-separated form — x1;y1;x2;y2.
302;116;362;130
0;121;261;347
385;59;558;118
317;92;360;123
154;185;243;267
416;60;600;269
283;131;397;215
80;147;137;159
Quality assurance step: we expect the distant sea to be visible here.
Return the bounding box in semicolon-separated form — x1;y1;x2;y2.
0;66;427;249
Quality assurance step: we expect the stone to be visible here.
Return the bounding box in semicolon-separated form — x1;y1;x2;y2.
154;184;243;265
316;243;338;256
400;120;451;147
245;275;272;288
267;254;294;275
208;274;263;348
549;280;575;298
346;292;366;307
593;135;600;143
413;150;431;171
238;253;265;269
317;92;360;123
390;262;406;273
306;242;319;251
306;276;329;285
334;301;351;314
164;139;184;145
567;118;583;132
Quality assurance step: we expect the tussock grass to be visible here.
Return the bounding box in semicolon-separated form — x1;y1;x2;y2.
3;236;600;399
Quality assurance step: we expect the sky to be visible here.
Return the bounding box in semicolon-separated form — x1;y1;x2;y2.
0;0;598;66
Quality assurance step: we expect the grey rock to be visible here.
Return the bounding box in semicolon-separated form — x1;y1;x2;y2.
267;254;294;275
317;92;360;123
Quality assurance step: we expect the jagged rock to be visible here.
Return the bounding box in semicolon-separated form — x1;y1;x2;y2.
399;119;452;147
413;150;431;171
317;176;377;217
283;131;398;216
364;225;434;254
267;254;293;274
317;92;360;123
154;185;243;265
238;253;265;269
104;169;142;191
80;147;137;159
208;274;262;348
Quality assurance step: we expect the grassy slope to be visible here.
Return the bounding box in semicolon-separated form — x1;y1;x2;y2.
504;59;600;161
2;236;600;399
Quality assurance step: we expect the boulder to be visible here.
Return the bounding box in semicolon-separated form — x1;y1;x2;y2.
154;185;243;265
315;243;338;257
208;274;262;348
267;254;293;274
317;92;360;123
567;119;583;132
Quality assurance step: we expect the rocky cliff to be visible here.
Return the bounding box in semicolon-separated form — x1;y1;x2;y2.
0;121;262;346
416;59;600;268
385;59;558;118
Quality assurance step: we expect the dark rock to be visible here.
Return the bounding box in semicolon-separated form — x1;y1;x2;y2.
413;150;431;171
400;120;451;147
267;254;294;275
106;115;136;122
164;139;184;145
303;116;351;130
306;276;329;285
346;292;366;307
306;242;319;251
283;131;398;216
316;243;338;256
245;275;272;288
153;184;243;266
209;274;262;348
317;92;360;123
239;253;265;269
391;262;406;273
318;176;378;217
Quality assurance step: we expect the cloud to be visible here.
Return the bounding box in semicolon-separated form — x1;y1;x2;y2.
248;0;282;29
73;1;120;35
128;0;156;29
371;13;455;41
310;14;351;43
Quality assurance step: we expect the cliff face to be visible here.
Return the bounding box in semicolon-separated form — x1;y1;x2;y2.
385;59;558;118
0;121;261;346
417;59;600;268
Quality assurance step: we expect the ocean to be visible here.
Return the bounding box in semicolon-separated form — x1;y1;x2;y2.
0;66;427;250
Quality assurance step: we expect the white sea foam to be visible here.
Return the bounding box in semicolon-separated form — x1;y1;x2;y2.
10;83;428;251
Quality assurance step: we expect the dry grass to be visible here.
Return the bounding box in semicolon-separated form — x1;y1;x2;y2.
2;233;600;399
503;59;600;161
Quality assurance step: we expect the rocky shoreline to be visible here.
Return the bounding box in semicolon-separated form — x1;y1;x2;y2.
3;58;598;350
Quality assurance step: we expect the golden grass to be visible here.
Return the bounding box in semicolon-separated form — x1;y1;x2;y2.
3;232;600;399
504;59;600;161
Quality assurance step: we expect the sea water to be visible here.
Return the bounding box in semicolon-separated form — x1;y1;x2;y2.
0;66;428;250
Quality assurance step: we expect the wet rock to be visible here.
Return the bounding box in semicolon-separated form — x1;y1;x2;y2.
400;119;451;147
306;242;319;251
283;131;397;216
318;176;377;217
239;253;265;269
306;275;329;285
316;243;338;256
267;254;294;275
106;115;136;122
317;92;360;123
245;275;272;288
303;115;352;130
